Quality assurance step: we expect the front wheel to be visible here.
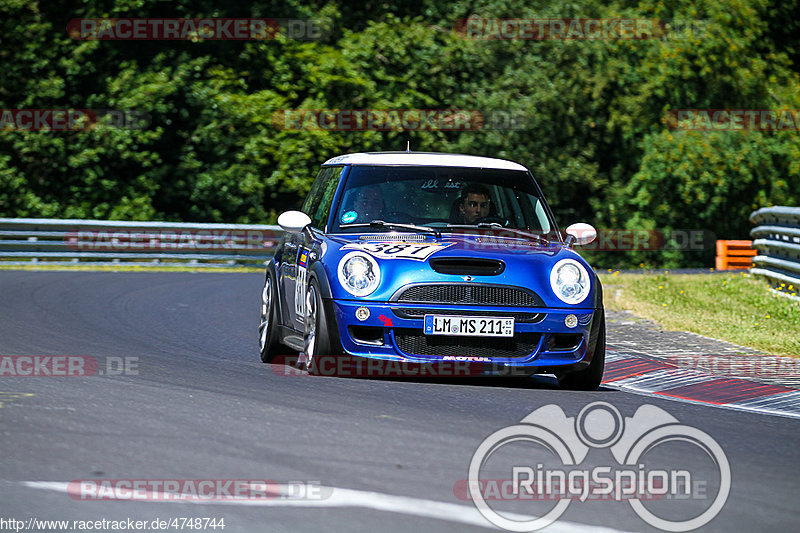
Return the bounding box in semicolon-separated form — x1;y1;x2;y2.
557;312;605;391
303;278;338;374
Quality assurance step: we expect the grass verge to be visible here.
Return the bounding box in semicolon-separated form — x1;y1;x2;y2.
598;271;800;358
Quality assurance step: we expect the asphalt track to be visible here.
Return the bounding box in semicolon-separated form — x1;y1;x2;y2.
0;271;798;532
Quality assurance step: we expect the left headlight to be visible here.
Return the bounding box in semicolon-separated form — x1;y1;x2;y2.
550;258;591;304
338;252;381;297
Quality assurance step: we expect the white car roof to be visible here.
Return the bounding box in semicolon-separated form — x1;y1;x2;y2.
322;152;529;171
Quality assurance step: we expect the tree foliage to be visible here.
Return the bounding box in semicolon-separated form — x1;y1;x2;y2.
1;0;798;267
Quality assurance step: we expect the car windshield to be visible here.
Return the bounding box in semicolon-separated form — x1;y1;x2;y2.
330;166;556;237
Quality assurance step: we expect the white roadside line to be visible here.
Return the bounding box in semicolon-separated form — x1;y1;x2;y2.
22;481;632;533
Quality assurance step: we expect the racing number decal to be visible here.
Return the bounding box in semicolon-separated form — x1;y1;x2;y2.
341;242;454;260
295;248;308;320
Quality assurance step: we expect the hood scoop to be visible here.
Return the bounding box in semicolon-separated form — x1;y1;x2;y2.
429;257;505;276
358;234;427;241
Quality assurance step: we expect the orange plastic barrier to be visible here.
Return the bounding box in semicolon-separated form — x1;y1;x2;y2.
715;240;756;270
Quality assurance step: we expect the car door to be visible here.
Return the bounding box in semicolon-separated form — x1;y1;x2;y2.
289;165;346;328
280;168;326;328
283;165;346;329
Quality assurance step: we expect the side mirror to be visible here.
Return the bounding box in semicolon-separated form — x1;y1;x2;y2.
278;211;312;234
565;223;597;247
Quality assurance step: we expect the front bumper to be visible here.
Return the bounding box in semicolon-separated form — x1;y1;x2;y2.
328;298;600;371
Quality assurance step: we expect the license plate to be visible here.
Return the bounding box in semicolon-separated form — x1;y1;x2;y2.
423;315;514;337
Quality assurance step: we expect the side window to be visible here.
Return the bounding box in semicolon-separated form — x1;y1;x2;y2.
301;167;331;218
309;166;344;230
534;199;551;233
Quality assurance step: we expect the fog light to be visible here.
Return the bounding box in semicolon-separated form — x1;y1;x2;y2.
565;314;578;328
355;307;370;321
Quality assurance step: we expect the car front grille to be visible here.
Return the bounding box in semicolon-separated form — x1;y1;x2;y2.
393;284;544;307
391;308;545;323
394;329;541;358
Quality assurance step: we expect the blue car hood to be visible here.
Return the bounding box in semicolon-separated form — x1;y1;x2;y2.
316;232;598;309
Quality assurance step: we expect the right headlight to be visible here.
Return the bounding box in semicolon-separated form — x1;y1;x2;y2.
550;258;590;304
338;252;381;297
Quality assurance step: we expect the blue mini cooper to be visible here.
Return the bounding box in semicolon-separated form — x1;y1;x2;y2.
259;152;605;390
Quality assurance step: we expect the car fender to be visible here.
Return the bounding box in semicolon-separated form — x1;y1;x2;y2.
310;260;334;300
594;275;604;309
582;275;605;365
307;261;343;353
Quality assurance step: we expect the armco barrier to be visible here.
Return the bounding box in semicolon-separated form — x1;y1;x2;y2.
750;206;800;288
0;218;282;267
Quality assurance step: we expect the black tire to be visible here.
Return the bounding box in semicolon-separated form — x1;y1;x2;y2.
303;277;338;375
557;311;605;391
258;270;280;363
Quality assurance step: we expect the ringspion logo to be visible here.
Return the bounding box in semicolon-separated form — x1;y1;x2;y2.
465;402;730;531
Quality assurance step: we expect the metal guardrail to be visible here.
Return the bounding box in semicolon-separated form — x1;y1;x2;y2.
750;206;800;289
0;218;282;267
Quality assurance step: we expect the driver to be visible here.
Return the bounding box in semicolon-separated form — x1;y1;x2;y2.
457;184;492;224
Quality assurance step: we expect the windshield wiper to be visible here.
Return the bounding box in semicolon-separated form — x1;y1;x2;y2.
445;224;549;245
341;220;441;238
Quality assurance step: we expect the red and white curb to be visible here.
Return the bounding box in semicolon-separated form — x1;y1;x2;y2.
603;350;800;419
